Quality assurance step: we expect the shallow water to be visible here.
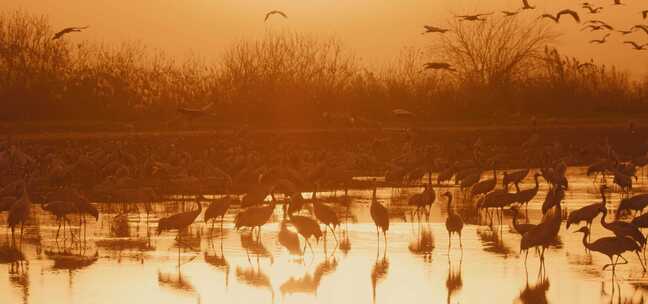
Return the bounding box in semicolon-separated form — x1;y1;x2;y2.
2;167;648;304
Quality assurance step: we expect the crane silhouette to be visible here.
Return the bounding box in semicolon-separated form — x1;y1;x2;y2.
514;173;541;210
312;184;340;242
234;198;276;241
566;185;606;231
623;41;648;51
584;6;603;14
423;62;456;72
8;182;31;245
204;195;232;231
471;167;497;197
503;168;529;192
370;185;389;252
502;10;520;17
158;197;202;240
589;33;611;44
541;10;580;23
617;193;648;217
600;206;646;250
278;220;302;256
41;201;77;240
265;10;287;21
52;26;88;40
289;215;322;254
632;25;648;35
575;227;645;271
455;12;493;21
422;25;449;34
582;24;613;31
511;206;537;235
444;192;464;249
521;0;535;10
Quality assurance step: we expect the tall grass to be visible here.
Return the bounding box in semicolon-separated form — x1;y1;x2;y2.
0;10;646;127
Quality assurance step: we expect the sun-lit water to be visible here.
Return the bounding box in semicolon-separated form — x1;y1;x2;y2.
2;167;648;304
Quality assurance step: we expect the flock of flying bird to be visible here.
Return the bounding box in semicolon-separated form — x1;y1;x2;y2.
422;0;648;72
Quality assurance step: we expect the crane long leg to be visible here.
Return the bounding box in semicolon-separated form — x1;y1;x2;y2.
328;225;339;243
448;231;452;250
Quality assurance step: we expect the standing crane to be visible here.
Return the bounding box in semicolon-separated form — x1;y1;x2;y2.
599;206;646;249
511;206;537;235
444;192;464;249
204;195;232;231
41;201;77;240
575;227;645;271
370;185;389;252
289;215;322;254
158;196;203;239
312;184;340;242
234;198;276;241
566;185;606;231
8;182;31;245
503;168;529;192
617;193;648;217
513;173;541;209
471;167;497;197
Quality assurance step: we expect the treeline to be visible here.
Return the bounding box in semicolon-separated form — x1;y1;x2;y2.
0;10;646;127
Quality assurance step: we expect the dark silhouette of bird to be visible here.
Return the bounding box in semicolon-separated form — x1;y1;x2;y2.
423;62;456;72
566;185;606;230
617;193;648;217
541;10;580;23
8;182;31;244
624;41;648;50
616;29;633;35
541;186;565;215
503;169;529;192
234;199;276;240
311;185;340;242
158;198;202;235
289;215;322;253
511;206;537;235
513;173;541;209
520;198;562;261
455;13;493;21
612;0;624;6
632;213;648;229
176;102;215;120
589;33;611;44
521;0;535;9
577;62;596;70
575;227;645;271
582;24;613;31
584;6;603;14
204;195;232;230
265;10;287;21
42;201;77;239
370;185;389;248
502;10;520;16
278;220;302;256
52;26;88;40
471;167;497;197
422;25;449;34
444;192;463;249
643;10;648;19
632;25;648;35
600;206;646;248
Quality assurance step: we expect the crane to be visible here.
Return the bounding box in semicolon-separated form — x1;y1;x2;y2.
312;184;340;242
370;185;389;251
566;185;606;232
444;192;464;249
575;227;645;271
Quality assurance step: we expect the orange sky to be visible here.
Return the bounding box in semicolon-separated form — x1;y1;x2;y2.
2;0;647;76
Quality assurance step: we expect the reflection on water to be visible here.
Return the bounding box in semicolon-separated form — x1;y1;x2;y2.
1;167;648;303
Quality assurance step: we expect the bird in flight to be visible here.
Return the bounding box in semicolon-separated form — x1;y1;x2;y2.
612;0;624;5
521;0;535;10
423;62;456;72
643;10;648;19
265;10;287;22
616;28;633;35
455;13;493;22
589;33;610;44
422;25;449;34
633;25;648;35
624;41;648;50
583;6;603;14
52;26;89;40
582;24;613;31
502;10;521;17
541;10;580;23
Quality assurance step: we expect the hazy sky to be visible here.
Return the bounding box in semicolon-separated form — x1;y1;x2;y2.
2;0;647;76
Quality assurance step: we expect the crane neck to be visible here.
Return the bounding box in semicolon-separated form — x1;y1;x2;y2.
600;207;609;228
580;231;591;251
493;169;497;181
600;188;607;205
446;195;453;212
533;175;540;189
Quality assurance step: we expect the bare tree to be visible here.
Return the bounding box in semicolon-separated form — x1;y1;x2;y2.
433;16;558;89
